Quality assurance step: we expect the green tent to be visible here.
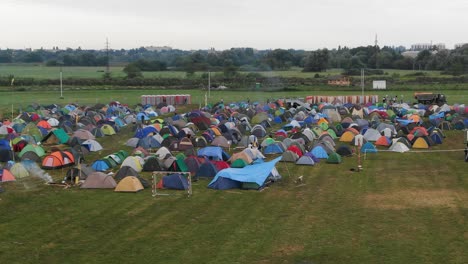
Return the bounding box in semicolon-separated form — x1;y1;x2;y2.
231;159;248;168
326;152;342;164
19;144;46;158
176;156;188;172
10;163;30;178
41;128;69;145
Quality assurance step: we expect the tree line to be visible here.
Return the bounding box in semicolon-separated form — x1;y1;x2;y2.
1;44;467;75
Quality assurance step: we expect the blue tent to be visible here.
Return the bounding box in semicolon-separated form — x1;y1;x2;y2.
208;157;281;190
361;142;378;153
0;139;11;150
263;144;284;154
311;146;328;159
197;146;230;161
134;126;158;139
431;133;443;144
92;160;110;171
195;161;218;179
161;173;189;190
136;112;149;122
137;137;161;149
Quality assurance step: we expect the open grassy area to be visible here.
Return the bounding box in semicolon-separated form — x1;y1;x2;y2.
0;89;467;263
0;64;448;80
0;123;467;263
1;89;468;118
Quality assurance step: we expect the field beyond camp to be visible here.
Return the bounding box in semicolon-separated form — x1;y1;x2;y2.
1;89;468;264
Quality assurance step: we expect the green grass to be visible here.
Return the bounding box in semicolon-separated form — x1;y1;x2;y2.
0;125;467;263
0;64;449;79
1;88;468;118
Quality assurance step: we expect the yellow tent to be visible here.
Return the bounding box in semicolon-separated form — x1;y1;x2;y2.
412;137;429;149
115;176;144;192
339;131;356;142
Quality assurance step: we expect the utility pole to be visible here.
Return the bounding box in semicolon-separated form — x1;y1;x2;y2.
208;71;211;98
105;38;110;74
374;34;379;69
59;65;64;99
361;68;365;101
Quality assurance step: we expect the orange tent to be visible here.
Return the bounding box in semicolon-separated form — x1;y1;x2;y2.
42;151;75;169
1;169;16;182
37;120;52;129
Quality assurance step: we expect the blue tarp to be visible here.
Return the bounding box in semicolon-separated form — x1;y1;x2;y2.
208;157;281;189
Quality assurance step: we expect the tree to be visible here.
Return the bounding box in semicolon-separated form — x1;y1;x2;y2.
303;49;329;72
123;64;142;79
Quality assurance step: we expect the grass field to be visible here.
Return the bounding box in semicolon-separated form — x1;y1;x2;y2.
0;64;447;79
1;89;468;118
0;89;468;263
0;124;467;263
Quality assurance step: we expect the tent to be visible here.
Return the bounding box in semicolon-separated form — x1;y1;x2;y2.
42;151;75;169
326;152;342;164
157;173;189;190
101;124;116;135
389;142;410;153
82;139;103;152
81;172;117;189
197;146;229;161
296;155;315;166
41;128;70;145
361;142;378;153
92;160;110;171
412;137;429;149
311;146;328;159
121;156;143;172
336;145;353;157
195;161;218;179
115;176;144;192
0;169;16;182
10;163;30;179
18;144;45;158
280;150;299;162
142;156;163;171
339;131;356;142
208;157;281;190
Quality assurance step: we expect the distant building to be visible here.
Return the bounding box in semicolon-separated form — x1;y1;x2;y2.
455;43;468;49
327;75;350;86
145;46;172;52
401;51;419;58
411;43;445;51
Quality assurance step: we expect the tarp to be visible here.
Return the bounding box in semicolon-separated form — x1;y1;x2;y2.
208;156;281;188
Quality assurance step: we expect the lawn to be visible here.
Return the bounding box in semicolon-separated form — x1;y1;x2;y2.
0;64;448;80
0;90;467;263
1;127;467;263
1;89;468;118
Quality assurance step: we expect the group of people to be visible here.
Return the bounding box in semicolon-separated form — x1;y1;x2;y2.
382;95;404;107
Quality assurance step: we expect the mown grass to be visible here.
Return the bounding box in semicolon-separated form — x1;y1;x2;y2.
1;88;468;118
0;64;448;79
0;123;467;263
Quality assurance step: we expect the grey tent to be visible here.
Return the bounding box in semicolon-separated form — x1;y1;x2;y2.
296;155;315;166
81;172;117;189
280;150;299;162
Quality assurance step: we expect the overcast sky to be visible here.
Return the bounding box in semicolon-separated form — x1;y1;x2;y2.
1;0;467;50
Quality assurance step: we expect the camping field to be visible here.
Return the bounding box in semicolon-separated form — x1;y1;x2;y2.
0;89;468;263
